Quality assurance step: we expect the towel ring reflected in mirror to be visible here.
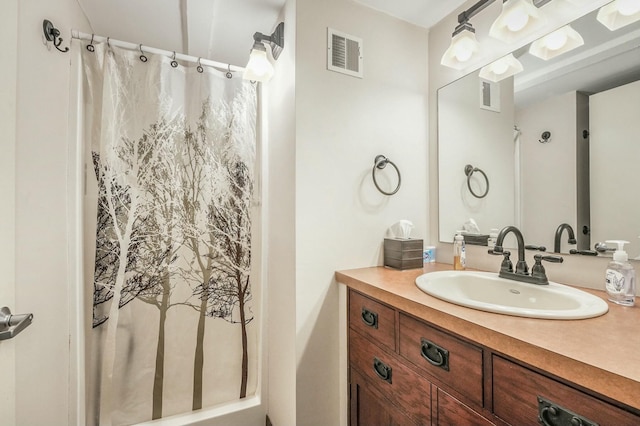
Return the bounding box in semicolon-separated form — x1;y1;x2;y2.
372;155;401;196
464;164;489;199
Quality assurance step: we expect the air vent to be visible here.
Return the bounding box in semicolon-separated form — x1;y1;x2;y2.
327;28;363;78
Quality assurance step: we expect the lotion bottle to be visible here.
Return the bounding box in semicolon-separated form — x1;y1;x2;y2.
605;240;636;306
453;231;466;271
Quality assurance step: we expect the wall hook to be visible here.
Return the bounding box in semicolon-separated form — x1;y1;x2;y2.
539;131;551;143
42;19;69;53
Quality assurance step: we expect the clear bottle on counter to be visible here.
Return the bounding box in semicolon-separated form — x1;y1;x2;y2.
605;240;636;306
453;230;466;271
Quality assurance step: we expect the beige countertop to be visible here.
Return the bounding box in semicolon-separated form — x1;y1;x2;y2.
336;263;640;412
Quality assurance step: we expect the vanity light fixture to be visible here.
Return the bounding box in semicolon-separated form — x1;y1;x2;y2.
440;0;495;70
489;0;548;44
244;22;284;82
528;24;584;60
596;0;640;30
441;23;481;69
479;53;524;82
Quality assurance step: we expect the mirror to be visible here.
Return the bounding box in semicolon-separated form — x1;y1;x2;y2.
438;4;640;258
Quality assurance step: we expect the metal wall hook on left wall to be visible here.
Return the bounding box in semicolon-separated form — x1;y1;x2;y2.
43;19;69;53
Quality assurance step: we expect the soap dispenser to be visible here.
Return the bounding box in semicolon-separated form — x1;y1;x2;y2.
453;231;466;271
605;240;636;306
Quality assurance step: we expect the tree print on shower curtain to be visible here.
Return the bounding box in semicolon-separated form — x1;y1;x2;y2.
179;103;254;409
81;41;257;425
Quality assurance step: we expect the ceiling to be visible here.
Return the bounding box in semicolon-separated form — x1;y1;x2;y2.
76;0;638;106
75;0;465;67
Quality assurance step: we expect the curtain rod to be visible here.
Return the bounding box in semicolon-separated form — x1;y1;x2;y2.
71;30;245;73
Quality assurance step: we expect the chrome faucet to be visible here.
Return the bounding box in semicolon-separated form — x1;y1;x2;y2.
554;223;576;253
490;225;563;285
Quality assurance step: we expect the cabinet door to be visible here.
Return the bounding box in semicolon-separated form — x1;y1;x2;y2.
350;369;419;426
436;388;496;426
350;329;432;424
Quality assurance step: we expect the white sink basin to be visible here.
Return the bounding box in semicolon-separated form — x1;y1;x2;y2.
415;271;608;320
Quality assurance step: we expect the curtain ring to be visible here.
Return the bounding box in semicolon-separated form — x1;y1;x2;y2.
372;155;401;196
196;58;204;73
106;37;111;50
86;34;95;52
226;64;233;79
171;51;178;68
464;164;489;199
139;44;148;62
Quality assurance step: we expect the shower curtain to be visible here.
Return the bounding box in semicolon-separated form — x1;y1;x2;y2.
74;39;259;425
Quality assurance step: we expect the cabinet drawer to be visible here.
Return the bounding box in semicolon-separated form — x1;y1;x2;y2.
349;290;396;352
399;313;484;407
349;329;431;425
493;355;640;426
436;388;496;426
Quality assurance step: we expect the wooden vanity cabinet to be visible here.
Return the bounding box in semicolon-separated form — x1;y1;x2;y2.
348;290;491;425
347;289;640;426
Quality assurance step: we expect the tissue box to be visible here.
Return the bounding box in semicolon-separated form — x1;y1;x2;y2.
384;238;423;270
462;233;489;246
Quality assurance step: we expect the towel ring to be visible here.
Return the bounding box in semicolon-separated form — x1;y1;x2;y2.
372;155;401;196
464;164;489;199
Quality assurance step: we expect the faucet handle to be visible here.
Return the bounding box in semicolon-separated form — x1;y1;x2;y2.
536;254;563;263
525;244;547;252
531;254;564;284
569;249;598;256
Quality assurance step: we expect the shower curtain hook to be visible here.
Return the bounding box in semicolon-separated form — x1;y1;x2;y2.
197;58;204;73
171;51;178;68
139;44;148;62
86;34;95;52
226;64;233;79
106;37;111;50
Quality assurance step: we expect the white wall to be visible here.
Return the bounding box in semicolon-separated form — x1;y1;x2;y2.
266;1;297;425
13;0;90;424
590;80;640;258
517;91;578;252
295;0;429;424
0;2;18;425
429;0;639;292
438;71;515;240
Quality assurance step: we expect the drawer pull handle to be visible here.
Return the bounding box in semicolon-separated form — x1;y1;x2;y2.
420;338;450;371
537;396;598;426
361;308;378;329
373;357;392;384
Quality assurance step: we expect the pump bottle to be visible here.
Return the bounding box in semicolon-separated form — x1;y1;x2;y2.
605;240;636;306
453;231;466;271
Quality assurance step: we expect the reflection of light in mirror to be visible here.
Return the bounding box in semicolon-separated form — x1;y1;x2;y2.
490;0;544;43
492;60;510;75
544;31;568;50
618;0;640;16
479;53;524;82
528;25;584;60
441;27;480;69
597;0;640;30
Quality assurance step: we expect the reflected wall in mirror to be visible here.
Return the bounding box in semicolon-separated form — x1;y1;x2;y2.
438;3;640;258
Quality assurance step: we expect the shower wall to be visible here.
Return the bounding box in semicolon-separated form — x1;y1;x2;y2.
516;91;579;251
12;0;90;424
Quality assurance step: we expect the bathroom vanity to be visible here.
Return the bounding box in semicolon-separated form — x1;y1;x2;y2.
336;263;640;425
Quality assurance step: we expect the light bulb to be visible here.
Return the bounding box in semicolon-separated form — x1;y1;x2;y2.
544;30;568;51
617;0;640;16
506;8;530;32
243;46;274;82
491;60;509;75
453;38;475;62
